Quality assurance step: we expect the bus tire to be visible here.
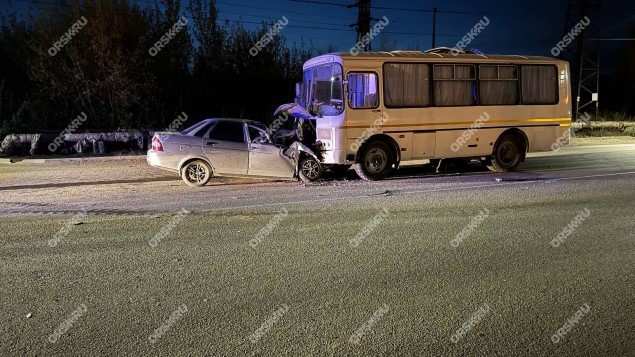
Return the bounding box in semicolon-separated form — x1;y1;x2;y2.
354;140;395;181
487;134;524;172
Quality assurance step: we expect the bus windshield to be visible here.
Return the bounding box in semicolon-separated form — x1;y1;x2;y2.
301;63;343;116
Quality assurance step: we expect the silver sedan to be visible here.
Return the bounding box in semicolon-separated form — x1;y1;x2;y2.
147;118;322;186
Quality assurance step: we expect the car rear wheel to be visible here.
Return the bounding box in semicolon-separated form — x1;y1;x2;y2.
354;141;395;181
299;155;322;183
487;134;524;172
181;160;212;187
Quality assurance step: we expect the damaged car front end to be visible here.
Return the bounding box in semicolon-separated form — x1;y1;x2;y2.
147;118;323;187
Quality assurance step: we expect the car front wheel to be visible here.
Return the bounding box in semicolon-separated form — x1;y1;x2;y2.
299;156;322;183
181;160;212;187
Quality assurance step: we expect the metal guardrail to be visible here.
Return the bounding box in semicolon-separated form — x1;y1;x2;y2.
0;131;152;156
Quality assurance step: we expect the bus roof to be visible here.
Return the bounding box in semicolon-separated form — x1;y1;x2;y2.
304;51;567;70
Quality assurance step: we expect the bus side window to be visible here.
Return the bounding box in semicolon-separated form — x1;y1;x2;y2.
348;73;379;109
433;64;476;107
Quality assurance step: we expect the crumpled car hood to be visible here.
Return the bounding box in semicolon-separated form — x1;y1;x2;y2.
273;103;312;120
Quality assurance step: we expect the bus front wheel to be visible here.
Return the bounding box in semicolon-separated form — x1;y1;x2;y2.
487;134;524;172
354;141;396;181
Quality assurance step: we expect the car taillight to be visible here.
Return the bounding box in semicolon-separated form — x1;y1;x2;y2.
152;136;164;152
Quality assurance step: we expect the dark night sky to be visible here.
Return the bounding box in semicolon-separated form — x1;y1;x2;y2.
3;0;635;55
228;0;633;56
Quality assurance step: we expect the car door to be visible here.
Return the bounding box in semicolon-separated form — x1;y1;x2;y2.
247;125;294;178
203;120;249;175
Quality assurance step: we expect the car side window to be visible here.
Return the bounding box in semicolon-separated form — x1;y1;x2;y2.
208;121;245;143
193;121;216;137
248;126;271;144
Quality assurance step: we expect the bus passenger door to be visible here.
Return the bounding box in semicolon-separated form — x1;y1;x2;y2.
346;71;384;147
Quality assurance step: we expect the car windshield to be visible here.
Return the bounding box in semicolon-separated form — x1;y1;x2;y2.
301;63;343;116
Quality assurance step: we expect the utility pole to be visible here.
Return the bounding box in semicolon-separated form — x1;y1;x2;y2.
431;7;438;48
353;0;372;51
576;51;600;122
562;0;600;119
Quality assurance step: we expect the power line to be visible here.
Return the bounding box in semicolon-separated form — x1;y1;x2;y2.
219;15;456;38
220;10;349;28
587;38;635;41
367;5;476;15
288;0;478;15
287;0;351;7
288;0;482;49
216;0;352;22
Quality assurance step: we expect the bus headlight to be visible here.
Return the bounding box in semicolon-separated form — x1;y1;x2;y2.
317;128;333;150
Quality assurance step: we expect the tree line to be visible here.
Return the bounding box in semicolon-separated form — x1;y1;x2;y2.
0;0;317;137
2;1;634;140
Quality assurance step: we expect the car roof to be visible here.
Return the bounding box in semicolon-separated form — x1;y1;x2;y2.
203;118;263;126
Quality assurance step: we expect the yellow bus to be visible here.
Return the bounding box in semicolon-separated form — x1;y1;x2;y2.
298;49;571;180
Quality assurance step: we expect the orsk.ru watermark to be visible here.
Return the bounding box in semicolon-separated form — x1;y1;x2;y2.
552;112;588;151
349;208;390;248
451;112;490;152
350;16;390;56
248;304;290;343
550;208;591;247
48;211;87;247
48;304;88;343
551;130;572;152
249;16;288;57
166;112;188;132
48;16;88;57
551;16;591;57
450;208;490;248
350;115;388;152
248;208;289;249
349;304;390;345
148;304;189;344
148;209;190;248
267;112;291;138
48;112;88;152
451;16;490;56
450;303;491;343
551;303;591;344
149;16;188;57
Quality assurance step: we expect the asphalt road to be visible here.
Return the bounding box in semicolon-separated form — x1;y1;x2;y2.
2;143;635;216
1;143;634;356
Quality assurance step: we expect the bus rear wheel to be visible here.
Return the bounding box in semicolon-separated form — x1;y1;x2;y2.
354;141;396;181
487;134;524;172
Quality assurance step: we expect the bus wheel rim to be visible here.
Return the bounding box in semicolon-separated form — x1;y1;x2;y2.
365;148;388;174
499;142;518;165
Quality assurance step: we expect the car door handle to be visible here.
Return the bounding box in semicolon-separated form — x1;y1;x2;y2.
371;109;381;113
206;141;217;147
